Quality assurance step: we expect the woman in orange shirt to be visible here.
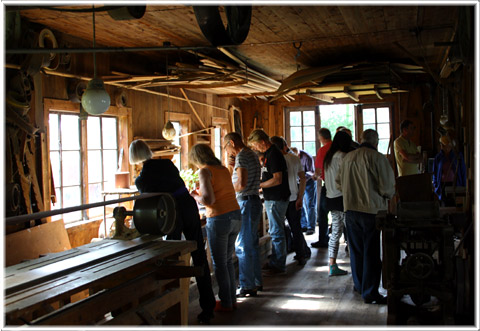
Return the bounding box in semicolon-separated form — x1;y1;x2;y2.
189;144;241;312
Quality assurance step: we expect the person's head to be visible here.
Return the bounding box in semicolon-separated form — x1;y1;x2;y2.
188;143;221;167
247;129;272;153
318;128;332;144
223;132;245;156
129;139;153;164
270;136;288;154
336;126;347;132
324;131;353;170
361;129;379;148
290;147;299;156
400;120;415;139
337;127;353;139
439;134;453;154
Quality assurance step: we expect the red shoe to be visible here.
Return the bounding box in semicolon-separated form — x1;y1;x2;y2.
214;300;233;312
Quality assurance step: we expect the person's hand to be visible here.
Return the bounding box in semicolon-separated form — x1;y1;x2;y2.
295;198;303;210
228;154;236;167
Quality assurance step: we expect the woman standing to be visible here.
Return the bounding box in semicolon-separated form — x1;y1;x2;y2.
129;139;216;324
189;143;242;312
323;131;353;276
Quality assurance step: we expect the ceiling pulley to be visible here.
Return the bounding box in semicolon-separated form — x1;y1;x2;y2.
193;6;252;46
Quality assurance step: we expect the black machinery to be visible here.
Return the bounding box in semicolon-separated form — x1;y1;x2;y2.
377;201;455;325
112;193;177;239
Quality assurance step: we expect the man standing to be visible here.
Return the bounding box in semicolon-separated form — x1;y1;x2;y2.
394;119;422;176
271;137;311;266
336;129;395;304
248;129;290;274
223;132;263;297
293;148;317;236
311;128;332;248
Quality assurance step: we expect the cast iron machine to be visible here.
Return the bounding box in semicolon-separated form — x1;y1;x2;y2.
376;201;455;325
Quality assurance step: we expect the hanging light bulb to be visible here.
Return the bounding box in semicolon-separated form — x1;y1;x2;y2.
81;6;110;115
82;78;110;115
162;57;176;140
162;120;177;140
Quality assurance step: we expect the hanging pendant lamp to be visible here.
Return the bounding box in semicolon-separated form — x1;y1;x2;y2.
82;5;110;115
162;55;176;140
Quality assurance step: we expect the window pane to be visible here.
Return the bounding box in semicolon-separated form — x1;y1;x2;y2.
304;141;317;156
61;115;80;150
103;150;118;188
377;107;390;123
290;112;301;126
303;126;316;141
88;150;102;183
87;116;101;149
378;138;390;154
88;183;103;217
214;127;221;160
363;108;375;124
62;151;80;186
303;111;314;124
378;123;390;139
290;127;302;141
50;151;61;187
363;123;376;131
63;186;82;222
49;114;59;150
102;117;117;149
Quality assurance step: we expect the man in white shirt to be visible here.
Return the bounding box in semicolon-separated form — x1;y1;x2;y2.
271;136;311;265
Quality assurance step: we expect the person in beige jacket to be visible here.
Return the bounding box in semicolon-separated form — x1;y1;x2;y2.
335;129;395;305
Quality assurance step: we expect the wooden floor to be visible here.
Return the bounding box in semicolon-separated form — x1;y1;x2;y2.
187;232;388;326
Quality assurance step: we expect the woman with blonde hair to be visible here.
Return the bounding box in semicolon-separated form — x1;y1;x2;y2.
189;143;241;312
129;139;215;324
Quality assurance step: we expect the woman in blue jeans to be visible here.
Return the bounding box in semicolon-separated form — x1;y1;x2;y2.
189;143;242;312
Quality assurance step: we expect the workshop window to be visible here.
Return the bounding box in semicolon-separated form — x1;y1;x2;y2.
49;113;118;223
361;105;391;154
285;108;318;157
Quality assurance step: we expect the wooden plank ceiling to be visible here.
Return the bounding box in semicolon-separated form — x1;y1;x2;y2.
7;4;460;101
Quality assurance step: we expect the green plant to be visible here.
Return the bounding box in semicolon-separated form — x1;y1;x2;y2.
180;168;199;192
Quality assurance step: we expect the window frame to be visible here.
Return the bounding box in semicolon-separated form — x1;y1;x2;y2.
165;112;191;170
356;103;394;156
284;106;320;157
43;98;131;223
212;116;230;164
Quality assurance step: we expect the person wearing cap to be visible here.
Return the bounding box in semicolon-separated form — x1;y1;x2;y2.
432;134;467;206
394;120;423;176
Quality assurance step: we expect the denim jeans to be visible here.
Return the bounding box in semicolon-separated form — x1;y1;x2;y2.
345;210;382;300
316;185;330;245
236;198;263;290
206;209;242;308
301;179;317;230
264;199;289;271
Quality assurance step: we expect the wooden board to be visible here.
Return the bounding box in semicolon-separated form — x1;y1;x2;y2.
5;220;71;267
5;238;196;325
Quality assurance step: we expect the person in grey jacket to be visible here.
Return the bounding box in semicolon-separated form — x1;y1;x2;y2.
336;129;395;304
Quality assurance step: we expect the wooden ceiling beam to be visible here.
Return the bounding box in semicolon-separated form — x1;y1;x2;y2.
343;87;360;102
374;85;384;100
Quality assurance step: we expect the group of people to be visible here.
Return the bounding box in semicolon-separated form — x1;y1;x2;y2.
394;119;466;205
127;118;465;324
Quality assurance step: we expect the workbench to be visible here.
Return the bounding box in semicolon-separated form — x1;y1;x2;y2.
4;236;198;326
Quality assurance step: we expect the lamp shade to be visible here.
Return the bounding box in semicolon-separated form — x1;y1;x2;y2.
81;78;111;115
162;120;177;140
